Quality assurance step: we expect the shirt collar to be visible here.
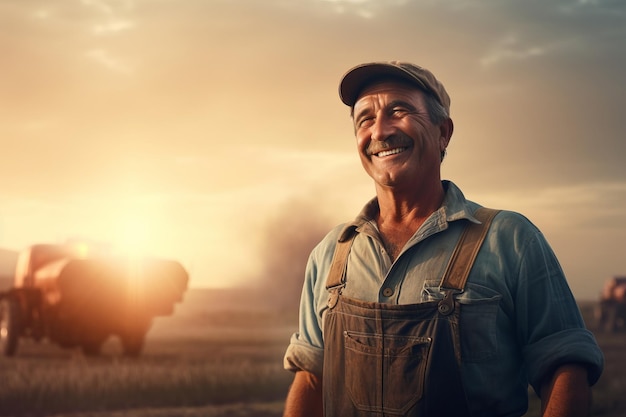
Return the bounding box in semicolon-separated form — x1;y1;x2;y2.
338;180;478;241
441;180;480;224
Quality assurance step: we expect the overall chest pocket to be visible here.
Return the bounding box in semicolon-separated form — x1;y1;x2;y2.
424;285;502;363
343;331;431;414
458;294;501;362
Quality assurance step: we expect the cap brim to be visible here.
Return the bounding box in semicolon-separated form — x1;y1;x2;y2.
339;63;429;106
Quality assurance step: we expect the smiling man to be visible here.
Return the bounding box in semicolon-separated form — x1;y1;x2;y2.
282;61;604;417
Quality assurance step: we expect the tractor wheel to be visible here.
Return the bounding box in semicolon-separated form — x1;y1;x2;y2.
81;338;105;356
595;302;608;332
0;297;21;356
603;303;618;333
121;331;145;357
616;303;626;331
120;316;151;357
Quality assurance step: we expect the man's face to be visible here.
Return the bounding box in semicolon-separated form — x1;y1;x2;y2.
352;81;450;192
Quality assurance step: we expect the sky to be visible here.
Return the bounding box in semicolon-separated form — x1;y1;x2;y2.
1;0;625;300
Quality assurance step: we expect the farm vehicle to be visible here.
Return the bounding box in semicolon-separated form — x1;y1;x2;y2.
595;276;626;332
0;243;188;357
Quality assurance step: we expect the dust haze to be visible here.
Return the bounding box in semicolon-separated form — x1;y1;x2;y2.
250;198;335;311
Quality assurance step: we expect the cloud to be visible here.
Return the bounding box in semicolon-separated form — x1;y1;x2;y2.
80;0;136;35
478;31;592;69
81;0;135;16
81;0;115;15
479;34;547;68
32;8;52;20
92;19;134;35
559;0;626;15
473;181;626;231
316;0;409;19
475;0;626;69
85;48;133;74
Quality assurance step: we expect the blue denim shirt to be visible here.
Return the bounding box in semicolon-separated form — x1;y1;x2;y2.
284;181;604;416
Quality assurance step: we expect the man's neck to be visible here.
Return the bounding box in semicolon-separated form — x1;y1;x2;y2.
373;181;445;260
375;181;445;225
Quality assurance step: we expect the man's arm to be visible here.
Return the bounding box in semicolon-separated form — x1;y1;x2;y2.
540;363;591;417
283;370;323;417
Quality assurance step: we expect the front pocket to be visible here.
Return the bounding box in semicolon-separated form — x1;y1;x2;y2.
344;331;431;414
458;295;501;362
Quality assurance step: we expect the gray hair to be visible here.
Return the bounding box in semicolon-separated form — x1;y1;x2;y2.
423;92;451;162
423;91;449;125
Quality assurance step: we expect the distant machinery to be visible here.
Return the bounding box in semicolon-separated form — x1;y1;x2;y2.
596;276;626;332
0;243;188;357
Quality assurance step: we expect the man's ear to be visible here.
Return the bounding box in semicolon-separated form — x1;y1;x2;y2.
439;118;454;150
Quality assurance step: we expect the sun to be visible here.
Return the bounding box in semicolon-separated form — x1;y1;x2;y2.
114;215;154;256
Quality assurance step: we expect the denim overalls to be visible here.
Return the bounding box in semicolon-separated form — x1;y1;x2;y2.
322;208;498;417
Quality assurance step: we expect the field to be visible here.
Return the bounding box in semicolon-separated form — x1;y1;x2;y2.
0;289;624;417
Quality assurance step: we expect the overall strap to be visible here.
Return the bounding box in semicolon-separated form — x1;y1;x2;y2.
325;225;358;308
440;207;500;291
326;225;358;290
437;207;500;315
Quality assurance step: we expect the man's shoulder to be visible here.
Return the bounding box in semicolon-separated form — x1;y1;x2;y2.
488;209;540;233
311;223;348;256
474;208;548;253
444;182;540;232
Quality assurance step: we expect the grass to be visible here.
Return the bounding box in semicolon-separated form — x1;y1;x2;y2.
0;353;291;415
0;293;296;416
1;292;625;416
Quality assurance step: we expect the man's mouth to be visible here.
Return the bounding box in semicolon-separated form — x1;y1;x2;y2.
375;147;407;157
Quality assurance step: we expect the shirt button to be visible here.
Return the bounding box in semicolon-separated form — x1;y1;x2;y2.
382;287;394;297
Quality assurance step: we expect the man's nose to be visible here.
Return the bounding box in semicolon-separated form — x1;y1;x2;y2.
370;115;394;142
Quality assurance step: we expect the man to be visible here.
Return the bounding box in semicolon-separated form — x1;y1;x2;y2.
283;61;604;417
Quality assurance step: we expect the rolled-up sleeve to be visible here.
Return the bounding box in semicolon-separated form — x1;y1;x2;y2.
284;332;324;375
512;225;604;393
523;328;604;393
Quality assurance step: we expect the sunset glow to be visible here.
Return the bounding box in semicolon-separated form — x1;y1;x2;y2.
1;0;625;299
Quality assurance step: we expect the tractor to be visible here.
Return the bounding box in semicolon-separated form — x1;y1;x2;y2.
0;243;188;356
595;276;626;332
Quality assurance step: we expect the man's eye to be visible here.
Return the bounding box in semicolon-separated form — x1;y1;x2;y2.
391;108;409;117
357;117;375;128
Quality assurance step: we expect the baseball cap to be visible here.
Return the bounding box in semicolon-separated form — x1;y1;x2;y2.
339;61;450;113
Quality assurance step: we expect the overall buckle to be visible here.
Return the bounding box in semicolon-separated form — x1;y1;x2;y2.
437;289;461;316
